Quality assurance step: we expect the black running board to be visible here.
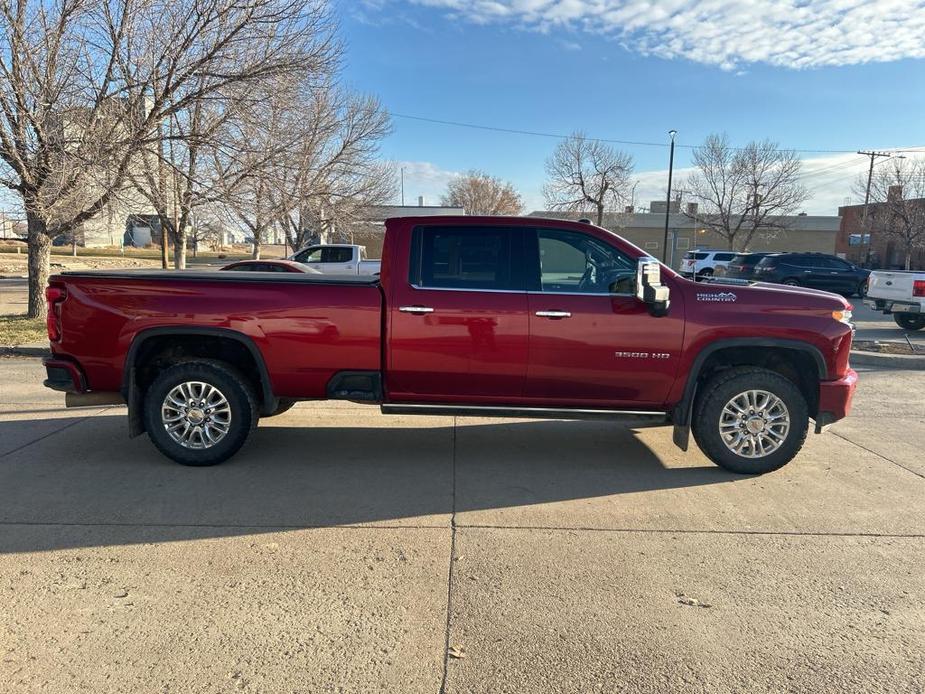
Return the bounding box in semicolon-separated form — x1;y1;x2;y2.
381;403;669;426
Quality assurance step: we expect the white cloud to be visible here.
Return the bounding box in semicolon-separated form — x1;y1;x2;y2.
378;0;925;69
394;160;462;204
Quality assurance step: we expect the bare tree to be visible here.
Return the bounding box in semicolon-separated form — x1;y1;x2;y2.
543;132;633;226
441;170;523;215
863;158;925;269
1;0;336;317
685;134;808;251
275;88;394;250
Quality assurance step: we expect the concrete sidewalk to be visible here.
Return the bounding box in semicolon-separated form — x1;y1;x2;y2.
0;358;923;692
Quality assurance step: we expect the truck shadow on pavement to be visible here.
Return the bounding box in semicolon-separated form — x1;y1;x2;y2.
0;411;736;553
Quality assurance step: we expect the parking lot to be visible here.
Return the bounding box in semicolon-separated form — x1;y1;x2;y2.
1;356;923;693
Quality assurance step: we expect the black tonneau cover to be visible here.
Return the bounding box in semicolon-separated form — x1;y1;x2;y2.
54;269;379;286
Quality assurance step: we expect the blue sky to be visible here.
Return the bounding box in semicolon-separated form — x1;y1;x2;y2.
338;0;925;214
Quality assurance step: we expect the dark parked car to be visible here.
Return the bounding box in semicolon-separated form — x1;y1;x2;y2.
724;253;775;280
752;253;870;296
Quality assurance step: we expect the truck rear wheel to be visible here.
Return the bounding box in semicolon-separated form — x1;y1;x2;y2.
692;366;808;474
894;314;925;331
143;360;256;466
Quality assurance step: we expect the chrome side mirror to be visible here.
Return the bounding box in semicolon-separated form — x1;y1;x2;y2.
636;256;670;317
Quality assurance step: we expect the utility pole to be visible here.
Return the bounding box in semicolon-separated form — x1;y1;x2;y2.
400;167;405;206
858;150;890;266
662;130;677;263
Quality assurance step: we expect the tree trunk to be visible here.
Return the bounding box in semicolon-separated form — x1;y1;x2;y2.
905;248;912;271
26;212;51;320
595;204;604;227
251;236;261;259
173;230;187;269
160;225;169;269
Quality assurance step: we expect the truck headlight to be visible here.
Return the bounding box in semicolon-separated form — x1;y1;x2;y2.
832;308;852;325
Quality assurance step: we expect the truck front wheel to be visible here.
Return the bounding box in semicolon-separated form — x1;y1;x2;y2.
692;367;808;474
143;360;257;466
894;314;925;331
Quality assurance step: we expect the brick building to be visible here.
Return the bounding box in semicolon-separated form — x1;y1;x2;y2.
836;199;925;270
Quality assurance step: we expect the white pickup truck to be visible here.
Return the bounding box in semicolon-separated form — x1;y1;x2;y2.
288;244;381;275
865;270;925;330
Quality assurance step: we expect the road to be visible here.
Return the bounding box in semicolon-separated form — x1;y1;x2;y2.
0;357;922;692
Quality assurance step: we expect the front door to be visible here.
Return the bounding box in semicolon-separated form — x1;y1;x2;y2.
388;225;529;402
524;228;685;408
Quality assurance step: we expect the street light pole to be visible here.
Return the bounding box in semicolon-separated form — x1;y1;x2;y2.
661;130;677;263
857;150;890;266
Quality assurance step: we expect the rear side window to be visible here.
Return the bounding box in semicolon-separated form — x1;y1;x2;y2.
322;247;353;263
784;256;812;267
684;252;708;260
713;253;735;262
410;226;520;291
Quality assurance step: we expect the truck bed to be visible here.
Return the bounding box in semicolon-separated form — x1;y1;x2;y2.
49;270;384;399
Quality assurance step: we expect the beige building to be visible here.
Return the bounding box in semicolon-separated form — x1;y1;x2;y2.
529;205;841;270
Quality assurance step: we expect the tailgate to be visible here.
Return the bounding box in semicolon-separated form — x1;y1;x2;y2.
867;271;915;301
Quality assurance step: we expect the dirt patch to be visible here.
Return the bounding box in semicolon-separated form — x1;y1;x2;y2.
853;340;923;355
0;253;163;276
0;315;46;347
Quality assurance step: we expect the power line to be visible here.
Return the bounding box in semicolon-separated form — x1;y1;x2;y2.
391;112;921;155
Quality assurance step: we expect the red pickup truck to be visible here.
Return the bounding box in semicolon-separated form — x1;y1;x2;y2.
43;216;857;474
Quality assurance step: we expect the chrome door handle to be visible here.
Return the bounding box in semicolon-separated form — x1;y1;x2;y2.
535;310;572;318
399;306;435;314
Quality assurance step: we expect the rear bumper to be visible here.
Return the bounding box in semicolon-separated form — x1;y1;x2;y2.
43;358;87;393
864;298;921;314
815;369;858;430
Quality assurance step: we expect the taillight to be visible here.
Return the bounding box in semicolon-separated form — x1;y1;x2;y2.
45;285;66;342
914;280;925;297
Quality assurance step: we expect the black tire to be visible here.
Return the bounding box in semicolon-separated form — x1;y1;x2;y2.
696;269;713;282
692;366;808;475
894;314;925;331
263;398;297;417
782;278;801;287
143;360;257;466
856;280;868;298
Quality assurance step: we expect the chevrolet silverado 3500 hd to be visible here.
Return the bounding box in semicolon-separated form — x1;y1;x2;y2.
42;216;857;474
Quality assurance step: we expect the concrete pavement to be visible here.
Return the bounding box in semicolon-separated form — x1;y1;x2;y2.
0;358;923;692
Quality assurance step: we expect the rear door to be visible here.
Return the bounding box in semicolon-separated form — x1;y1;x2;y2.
524;227;684;407
387;225;529;402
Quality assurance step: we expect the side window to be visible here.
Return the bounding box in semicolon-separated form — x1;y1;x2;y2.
411;226;517;291
533;228;635;294
296;247;323;263
713;253;735;262
322;247;353;263
820;257;851;270
785;256;809;267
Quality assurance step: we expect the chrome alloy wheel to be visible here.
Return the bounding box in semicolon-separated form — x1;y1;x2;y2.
718;389;790;459
161;381;232;449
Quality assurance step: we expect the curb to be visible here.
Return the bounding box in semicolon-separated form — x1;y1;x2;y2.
0;345;50;358
851;349;925;369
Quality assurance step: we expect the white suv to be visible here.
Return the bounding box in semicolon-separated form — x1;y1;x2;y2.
680;250;737;280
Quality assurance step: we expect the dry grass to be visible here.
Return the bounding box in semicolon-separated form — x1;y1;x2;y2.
0;314;46;346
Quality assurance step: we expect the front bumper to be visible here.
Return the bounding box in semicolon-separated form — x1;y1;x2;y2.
815;368;858;430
